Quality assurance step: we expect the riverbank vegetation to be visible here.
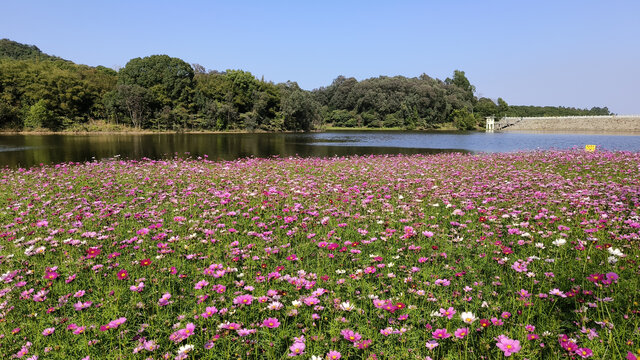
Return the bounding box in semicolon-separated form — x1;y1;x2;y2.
0;150;638;359
1;39;611;133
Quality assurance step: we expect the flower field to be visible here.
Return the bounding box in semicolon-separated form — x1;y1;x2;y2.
0;150;639;359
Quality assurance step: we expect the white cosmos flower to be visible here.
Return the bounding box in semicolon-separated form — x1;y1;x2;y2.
461;311;477;324
340;301;355;311
552;238;566;246
178;344;194;354
608;248;624;257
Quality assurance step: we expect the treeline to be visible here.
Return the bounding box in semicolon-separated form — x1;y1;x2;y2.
0;39;611;132
504;105;611;117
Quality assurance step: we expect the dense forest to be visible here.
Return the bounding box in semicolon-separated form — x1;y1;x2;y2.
0;39;611;132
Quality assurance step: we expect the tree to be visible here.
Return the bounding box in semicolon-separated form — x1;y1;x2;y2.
451;108;476;130
118;55;194;108
24;100;57;129
474;97;498;118
497;98;509;118
280;83;320;131
445;70;476;104
104;84;154;128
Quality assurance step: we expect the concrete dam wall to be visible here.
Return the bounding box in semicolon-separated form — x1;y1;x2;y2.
497;115;640;132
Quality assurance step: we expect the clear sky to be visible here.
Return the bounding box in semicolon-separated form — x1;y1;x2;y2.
2;1;639;114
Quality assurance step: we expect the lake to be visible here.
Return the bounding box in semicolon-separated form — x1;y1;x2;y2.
1;131;639;168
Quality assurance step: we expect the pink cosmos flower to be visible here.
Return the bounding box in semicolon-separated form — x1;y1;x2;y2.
425;340;439;350
576;348;593;358
237;328;256;337
169;323;195;343
201;306;218;318
158;292;172;306
327;350;341;360
340;329;362;343
73;301;92;311
262;317;280;329
496;335;521;357
288;341;305;356
454;327;469;339
224;322;242;330
194;280;209;290
42;327;55;336
129;282;144;293
44;270;58;280
233;294;253;305
432;328;451;339
440;307;456;319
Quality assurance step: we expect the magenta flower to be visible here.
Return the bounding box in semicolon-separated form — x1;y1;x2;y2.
340;329;362;343
219;322;241;330
454;327;469;339
116;269;128;280
576;348;593;358
42;327;55;336
262;317;280;329
327;350;341;360
440;307;456;319
496;335;521;357
169;323;195;343
44;270;58;280
432;328;452;339
233;294;253;305
201;306;218;318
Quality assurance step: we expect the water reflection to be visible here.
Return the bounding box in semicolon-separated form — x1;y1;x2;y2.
0;131;638;168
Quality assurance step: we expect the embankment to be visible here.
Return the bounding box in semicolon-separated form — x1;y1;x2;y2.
501;115;640;132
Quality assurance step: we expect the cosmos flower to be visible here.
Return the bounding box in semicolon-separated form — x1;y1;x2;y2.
262;317;280;329
496;335;521;357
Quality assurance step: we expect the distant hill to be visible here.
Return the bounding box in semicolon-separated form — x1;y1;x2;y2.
0;38;69;63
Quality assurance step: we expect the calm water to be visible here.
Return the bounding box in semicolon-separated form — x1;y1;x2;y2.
1;131;639;168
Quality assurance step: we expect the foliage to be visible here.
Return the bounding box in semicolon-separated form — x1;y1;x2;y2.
314;72;478;130
118;55;194;109
504;105;612;117
0;39;615;132
24;99;57;129
451;108;476;130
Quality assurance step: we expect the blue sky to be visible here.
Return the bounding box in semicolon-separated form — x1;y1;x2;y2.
2;1;639;113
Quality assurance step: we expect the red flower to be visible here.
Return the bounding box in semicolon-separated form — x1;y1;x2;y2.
140;258;152;266
117;269;128;280
86;247;101;258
